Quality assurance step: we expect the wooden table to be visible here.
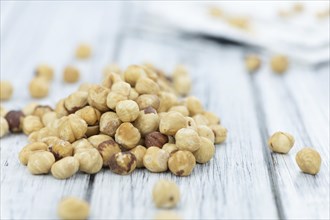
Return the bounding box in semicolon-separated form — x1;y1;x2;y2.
1;2;329;219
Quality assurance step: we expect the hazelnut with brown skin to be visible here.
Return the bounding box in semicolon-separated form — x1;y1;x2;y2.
99;112;122;137
97;139;121;166
74;148;103;174
19;142;48;165
87;134;112;148
5;110;25;133
57;114;88;143
143;147;169;172
115;122;141;150
75;106;101;126
115;100;139;122
0;80;13;100
42;136;74;160
168;150;196;176
133;108;159;136
129;145;147;168
22;115;44;135
159;112;187;136
136;94;160;110
32;105;53;119
145;131;168;148
64;91;88;113
87;85;110;112
108;152;137;175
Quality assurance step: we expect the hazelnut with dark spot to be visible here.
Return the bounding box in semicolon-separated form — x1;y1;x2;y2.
97;139;121;166
145;131;168;148
108;152;137;175
5;110;25;133
168;150;196;176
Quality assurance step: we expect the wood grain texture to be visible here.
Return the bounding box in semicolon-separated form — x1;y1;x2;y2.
1;2;329;220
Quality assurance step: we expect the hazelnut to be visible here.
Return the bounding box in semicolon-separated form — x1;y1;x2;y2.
209;124;227;144
106;92;128;110
128;88;139;101
159;112;187;136
22;115;44;135
42;136;74;160
169;106;189;117
154;211;182;220
192;114;209;126
193;137;215;163
27;151;55;174
185;116;197;131
5;110;25;133
185;96;204;116
102;71;122;88
158;92;178;112
55;99;69;118
0;116;9;138
64;91;88;113
174;75;191;96
162;143;178;155
268;131;295;154
75;106;101;126
28;127;56;143
35;64;54;81
296;148;321;175
123;65;147;86
197;125;215;143
0;80;13;100
134;109;160;136
115;100;139;122
85;125;100;137
115;122;141;150
245;54;261;73
129;145;147;168
63;66;80;83
19;142;48;165
136;94;160;110
87;85;110;112
152;179;180;208
32;105;53;119
75;43;92;59
58;197;90;220
143;147;169;172
145;131;168;148
87;134;112;148
202;111;220;125
29;77;49;98
99;112;122;137
0;105;8;117
168;150;196;176
172;65;188;79
111;81;131;96
42;111;58;127
51;156;79;179
72;138;94;154
103;63;121;77
97;139;121;166
135;77;160;95
74;148;103;174
175;128;201;152
109;152;137;175
57;114;87;143
270;54;289;74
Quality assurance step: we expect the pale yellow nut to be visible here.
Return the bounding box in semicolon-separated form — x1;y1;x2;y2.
152;179;180;208
245;54;261;73
209;6;223;18
135;77;160;95
128;88;139;101
296;148;321;175
143;147;169;173
202;111;220;125
185;96;204;116
75;43;92;59
154;211;182;220
32;105;53;119
87;85;110;112
159;112;187;136
185;116;197;131
99;112;121;137
72;138;94;155
28;127;57;143
115;100;139;122
42;136;74;160
64;91;88;113
106;92;128;110
129;145;147;168
22;115;44;135
29;77;49;98
123;65;147;86
27;151;55;174
172;64;188;79
0;80;13;101
158;92;178;112
197;125;215;143
58;197;90;220
192;114;209;126
209;124;227;144
57;114;88;143
63;65;80;82
175;128;201;152
173;75;191;96
108;152;137;175
111;81;131;96
42;112;58;127
169;106;189;117
55;99;69;118
87;134;113;148
0;105;8;117
0;116;9;138
136;94;160;110
268;131;295;154
133;109;159;136
162;143;178;155
85;125;99;137
19;142;48;165
270;55;289;74
74;148;103;174
75;106;101;126
35;64;54;81
78;83;94;92
51;156;79;179
193;137;215;163
115;122;141;150
168;150;196;176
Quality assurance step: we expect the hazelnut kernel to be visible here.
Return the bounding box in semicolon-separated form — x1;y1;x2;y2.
103;63;121;77
0;116;9;138
185;116;198;131
63;66;80;83
193;137;215;163
209;124;227;144
76;43;92;59
42;136;74;160
197;125;215;143
115;100;139;122
35;64;54;81
41;111;58;127
72;138;94;154
162;143;178;155
18;142;48;165
202;111;220;125
97;139;121;166
154;211;182;220
136;94;160;110
129;145;147;168
185;96;204;116
270;54;289;74
111;81;131;96
74;148;103;174
55;99;69;118
51;156;79;179
99;112;122;137
245;54;261;73
135;77;160;95
58;197;90;220
174;75;191;96
32;105;53;119
175;128;201;152
115;122;141;150
87;85;110;112
168;150;196;176
5;110;25;133
75;106;101;126
296;147;321;175
22;115;44;135
57;114;88;143
158;92;178;112
123;65;147;86
64;91;88;113
133;109;159;136
169;106;189;117
128;88;139;101
192;114;209;126
27;151;55;174
268;131;295;154
85;125;100;137
109;152;137;175
88;134;113;147
29;77;49;98
145;131;168;148
159;112;187;136
152;179;180;209
0;80;13;100
143;147;169;172
0;105;8;117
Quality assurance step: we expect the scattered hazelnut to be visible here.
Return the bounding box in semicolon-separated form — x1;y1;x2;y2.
174;75;191;96
268;131;295;154
99;112;122;137
169;106;189;117
143;147;169;172
29;77;49;98
152;179;180;208
185;96;204;116
0;80;13;100
197;125;215;143
123;65;147;86
32;105;53;119
35;64;54;81
168;150;196;176
5;110;25;133
175;128;201;152
209;124;227;144
57;114;87;143
75;106;101;126
87;85;110;112
42;111;58;127
296;148;321;175
115;122;141;150
270;55;289;74
58;197;90;220
27;151;55;174
145;131;168;148
76;43;92;59
63;66;80;83
245;54;261;73
51;156;79;179
129;145;147;168
87;134;112;147
133;108;159;136
135;77;160;95
42;136;74;160
116;100;139;122
0;116;9;138
109;152;137;175
193;137;215;163
159;112;187;136
97;139;121;166
154;211;182;220
136;94;160;110
64;91;88;113
19;142;48;165
162;143;178;155
74;148;103;174
22;115;44;135
102;72;122;88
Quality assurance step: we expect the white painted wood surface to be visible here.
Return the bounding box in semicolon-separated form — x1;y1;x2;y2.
1;2;329;219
